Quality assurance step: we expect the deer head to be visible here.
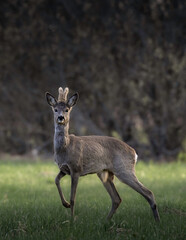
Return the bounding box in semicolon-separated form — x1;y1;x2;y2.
45;87;78;126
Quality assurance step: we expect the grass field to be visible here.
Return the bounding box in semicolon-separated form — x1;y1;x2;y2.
0;156;185;240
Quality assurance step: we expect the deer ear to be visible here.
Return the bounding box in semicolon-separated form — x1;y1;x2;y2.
45;92;57;106
67;93;79;107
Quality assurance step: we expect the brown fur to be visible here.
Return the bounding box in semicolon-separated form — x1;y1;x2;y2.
46;87;160;221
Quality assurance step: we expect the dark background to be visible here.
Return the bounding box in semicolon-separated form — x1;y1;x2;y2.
0;0;185;160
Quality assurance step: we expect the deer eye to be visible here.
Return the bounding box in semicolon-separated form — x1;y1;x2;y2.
54;109;58;112
65;109;69;112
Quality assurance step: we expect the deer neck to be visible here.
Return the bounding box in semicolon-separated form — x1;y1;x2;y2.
54;123;70;151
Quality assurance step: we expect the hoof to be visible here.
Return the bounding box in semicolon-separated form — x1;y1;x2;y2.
63;202;71;208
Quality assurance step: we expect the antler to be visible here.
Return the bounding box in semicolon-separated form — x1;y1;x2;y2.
58;87;69;102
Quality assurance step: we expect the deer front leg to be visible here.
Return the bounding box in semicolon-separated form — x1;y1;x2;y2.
70;173;79;218
55;171;70;208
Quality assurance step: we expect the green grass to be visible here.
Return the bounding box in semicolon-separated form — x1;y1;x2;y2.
0;156;185;240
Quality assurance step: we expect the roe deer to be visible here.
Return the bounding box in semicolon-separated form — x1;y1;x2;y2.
45;87;160;221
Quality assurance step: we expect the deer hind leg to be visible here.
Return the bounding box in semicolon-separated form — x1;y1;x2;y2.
97;171;122;220
55;171;70;208
115;171;160;221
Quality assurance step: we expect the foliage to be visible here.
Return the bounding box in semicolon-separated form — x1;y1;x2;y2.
0;1;186;159
177;152;186;162
0;157;185;240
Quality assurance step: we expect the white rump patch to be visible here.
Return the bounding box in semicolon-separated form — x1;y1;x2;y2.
135;153;138;163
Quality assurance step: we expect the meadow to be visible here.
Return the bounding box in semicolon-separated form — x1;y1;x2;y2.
0;156;185;240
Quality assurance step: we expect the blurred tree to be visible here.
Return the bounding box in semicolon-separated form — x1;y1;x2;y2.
0;0;185;160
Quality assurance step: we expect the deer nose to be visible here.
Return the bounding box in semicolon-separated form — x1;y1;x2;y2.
58;116;64;121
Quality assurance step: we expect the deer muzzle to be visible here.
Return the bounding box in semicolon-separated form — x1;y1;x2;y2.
57;115;65;124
